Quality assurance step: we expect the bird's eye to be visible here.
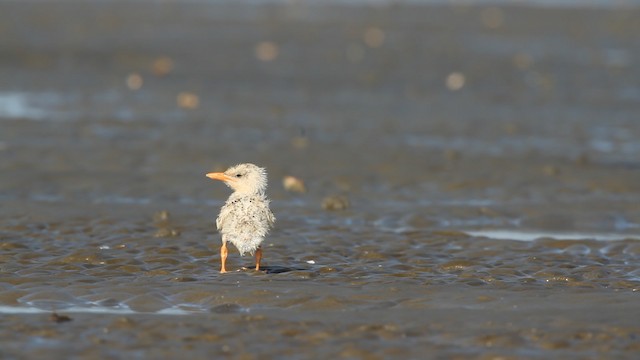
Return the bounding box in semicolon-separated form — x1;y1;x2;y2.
236;174;242;178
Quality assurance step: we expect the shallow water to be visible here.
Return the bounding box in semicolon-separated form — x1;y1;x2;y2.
1;1;640;359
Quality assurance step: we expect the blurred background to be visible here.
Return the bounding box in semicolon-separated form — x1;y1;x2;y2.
1;0;639;233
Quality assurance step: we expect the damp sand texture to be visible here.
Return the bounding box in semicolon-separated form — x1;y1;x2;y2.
1;1;640;359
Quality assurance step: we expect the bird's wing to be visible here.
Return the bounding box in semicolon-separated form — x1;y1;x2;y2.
267;208;276;227
262;199;275;227
216;204;230;230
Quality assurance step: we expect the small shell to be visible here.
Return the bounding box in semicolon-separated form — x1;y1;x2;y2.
152;56;174;76
290;136;309;149
154;228;180;238
177;92;199;109
126;73;143;90
321;195;350;211
283;176;306;193
153;210;171;223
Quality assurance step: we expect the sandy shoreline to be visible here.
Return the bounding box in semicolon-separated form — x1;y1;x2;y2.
1;1;639;358
2;286;639;358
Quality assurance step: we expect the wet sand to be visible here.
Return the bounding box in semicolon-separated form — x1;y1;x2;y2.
1;1;640;359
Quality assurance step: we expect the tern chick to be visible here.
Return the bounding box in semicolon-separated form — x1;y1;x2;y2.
206;163;275;273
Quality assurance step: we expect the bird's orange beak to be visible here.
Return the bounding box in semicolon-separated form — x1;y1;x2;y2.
206;172;233;182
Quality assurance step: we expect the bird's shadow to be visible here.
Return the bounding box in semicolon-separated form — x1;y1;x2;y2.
242;265;308;274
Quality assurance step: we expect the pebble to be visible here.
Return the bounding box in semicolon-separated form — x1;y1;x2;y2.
321;195;350;211
282;176;306;193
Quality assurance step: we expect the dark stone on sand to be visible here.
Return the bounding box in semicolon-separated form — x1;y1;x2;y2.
321;195;350;211
96;298;121;307
154;228;180;238
211;303;243;314
50;312;72;323
153;210;171;223
254;265;308;274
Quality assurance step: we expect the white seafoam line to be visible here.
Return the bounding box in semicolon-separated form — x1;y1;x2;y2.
0;305;195;315
466;230;640;242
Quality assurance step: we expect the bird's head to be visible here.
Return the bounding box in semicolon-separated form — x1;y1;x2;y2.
206;163;268;195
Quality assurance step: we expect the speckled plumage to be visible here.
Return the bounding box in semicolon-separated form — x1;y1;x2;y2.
217;192;275;255
210;163;275;256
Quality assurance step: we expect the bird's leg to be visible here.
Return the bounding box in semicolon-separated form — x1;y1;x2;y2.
255;247;262;271
220;240;229;273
